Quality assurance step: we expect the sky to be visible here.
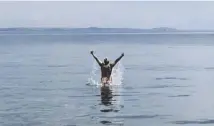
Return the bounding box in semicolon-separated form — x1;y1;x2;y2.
0;1;214;30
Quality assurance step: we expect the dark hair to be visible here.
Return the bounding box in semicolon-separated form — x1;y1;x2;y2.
104;58;109;64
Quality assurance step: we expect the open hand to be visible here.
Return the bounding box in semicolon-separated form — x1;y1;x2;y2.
90;51;94;55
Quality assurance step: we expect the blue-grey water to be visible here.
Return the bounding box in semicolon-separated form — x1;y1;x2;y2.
1;33;214;126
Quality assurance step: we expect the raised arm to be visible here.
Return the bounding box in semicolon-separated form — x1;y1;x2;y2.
111;53;124;67
90;51;102;66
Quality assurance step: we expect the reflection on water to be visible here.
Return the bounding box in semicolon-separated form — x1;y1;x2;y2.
98;85;124;125
100;85;113;106
100;120;112;125
99;85;121;112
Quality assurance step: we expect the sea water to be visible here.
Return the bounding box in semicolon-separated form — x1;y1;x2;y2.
1;33;214;126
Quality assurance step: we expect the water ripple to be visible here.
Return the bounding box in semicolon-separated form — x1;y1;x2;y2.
47;65;69;68
156;77;188;80
205;67;214;70
171;119;214;124
168;94;190;97
144;84;191;89
99;114;170;119
0;87;11;91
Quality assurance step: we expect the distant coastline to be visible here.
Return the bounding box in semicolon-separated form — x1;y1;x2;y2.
0;27;178;32
0;27;214;34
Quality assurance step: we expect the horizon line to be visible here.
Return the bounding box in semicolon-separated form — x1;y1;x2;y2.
0;27;214;31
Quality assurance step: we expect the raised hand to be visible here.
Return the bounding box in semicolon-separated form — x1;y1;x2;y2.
90;51;94;55
90;51;102;66
121;52;124;57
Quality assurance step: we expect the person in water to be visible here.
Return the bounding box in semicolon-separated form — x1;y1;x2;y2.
90;51;124;84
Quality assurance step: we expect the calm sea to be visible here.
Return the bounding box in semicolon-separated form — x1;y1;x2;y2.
1;33;214;126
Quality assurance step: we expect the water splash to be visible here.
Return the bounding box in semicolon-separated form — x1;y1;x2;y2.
87;61;125;86
87;61;100;86
111;62;125;85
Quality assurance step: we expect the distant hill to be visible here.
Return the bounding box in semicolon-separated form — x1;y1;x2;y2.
0;27;179;34
1;27;214;34
152;27;177;32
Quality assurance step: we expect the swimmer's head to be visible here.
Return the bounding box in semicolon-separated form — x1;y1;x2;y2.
104;57;109;65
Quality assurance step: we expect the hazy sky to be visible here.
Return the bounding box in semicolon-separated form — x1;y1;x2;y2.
1;1;214;29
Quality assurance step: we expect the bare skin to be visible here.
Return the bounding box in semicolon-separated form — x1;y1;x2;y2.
90;51;124;84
